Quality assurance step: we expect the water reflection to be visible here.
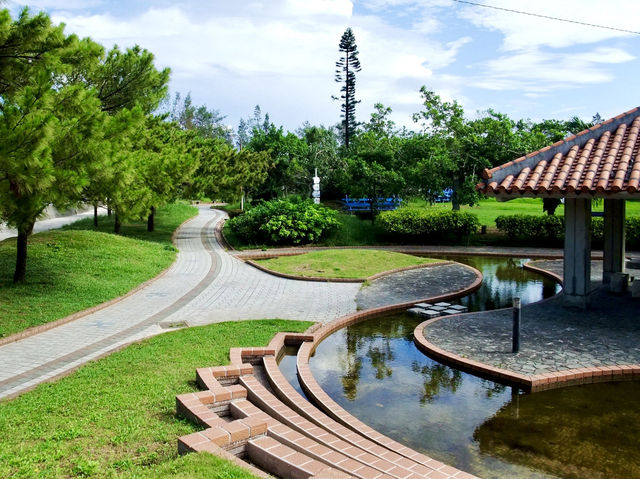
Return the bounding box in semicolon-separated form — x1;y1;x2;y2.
302;257;638;478
411;361;462;404
474;383;640;479
423;255;562;311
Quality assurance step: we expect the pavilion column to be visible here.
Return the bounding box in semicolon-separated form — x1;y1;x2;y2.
602;199;626;284
563;198;592;308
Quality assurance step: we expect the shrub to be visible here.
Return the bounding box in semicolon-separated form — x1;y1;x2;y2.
227;198;339;245
378;208;479;240
592;216;640;249
495;214;564;242
495;213;640;248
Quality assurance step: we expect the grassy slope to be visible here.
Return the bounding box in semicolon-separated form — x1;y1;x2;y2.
256;249;438;279
0;320;312;478
0;203;197;338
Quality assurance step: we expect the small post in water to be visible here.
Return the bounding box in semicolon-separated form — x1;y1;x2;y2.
512;297;521;353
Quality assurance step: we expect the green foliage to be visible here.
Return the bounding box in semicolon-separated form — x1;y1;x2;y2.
378;208;479;240
0;320;310;478
90;45;170;115
591;217;640;249
495;214;564;243
227;198;339;245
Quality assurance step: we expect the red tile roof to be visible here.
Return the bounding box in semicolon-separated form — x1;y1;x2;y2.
478;107;640;198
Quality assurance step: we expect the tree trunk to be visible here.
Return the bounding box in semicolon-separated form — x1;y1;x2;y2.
147;206;155;232
451;178;461;211
93;204;99;228
13;221;34;283
114;211;121;234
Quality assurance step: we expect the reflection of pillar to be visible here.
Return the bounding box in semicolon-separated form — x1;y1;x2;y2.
563;198;591;308
603;199;626;284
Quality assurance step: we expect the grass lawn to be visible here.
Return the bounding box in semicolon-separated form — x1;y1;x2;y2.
255;249;438;279
0;319;312;478
0;202;197;339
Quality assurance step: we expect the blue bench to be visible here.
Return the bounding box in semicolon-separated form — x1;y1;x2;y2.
434;188;453;203
341;196;401;212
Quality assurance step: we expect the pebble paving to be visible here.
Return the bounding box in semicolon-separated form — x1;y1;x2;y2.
356;263;479;310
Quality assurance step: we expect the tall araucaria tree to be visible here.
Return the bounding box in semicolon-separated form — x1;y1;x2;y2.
333;27;361;150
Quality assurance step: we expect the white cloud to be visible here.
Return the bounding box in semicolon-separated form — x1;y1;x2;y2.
50;1;469;130
457;0;640;51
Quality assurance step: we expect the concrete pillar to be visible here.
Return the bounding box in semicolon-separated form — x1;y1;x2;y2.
563;198;592;308
602;199;626;284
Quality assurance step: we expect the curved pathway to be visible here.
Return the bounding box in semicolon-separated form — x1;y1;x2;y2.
0;206;359;400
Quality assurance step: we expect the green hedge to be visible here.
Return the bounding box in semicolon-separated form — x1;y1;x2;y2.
495;214;564;242
495;214;640;248
226;198;339;245
378;208;479;240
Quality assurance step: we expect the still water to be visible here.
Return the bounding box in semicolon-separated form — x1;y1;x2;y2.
280;257;640;479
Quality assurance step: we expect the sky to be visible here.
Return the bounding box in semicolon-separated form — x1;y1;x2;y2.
6;0;640;133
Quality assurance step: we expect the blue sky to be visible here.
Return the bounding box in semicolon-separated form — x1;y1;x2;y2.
7;0;640;132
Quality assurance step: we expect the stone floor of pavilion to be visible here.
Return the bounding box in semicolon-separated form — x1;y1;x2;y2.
423;259;640;377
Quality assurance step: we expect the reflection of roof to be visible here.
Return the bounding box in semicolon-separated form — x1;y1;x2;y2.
478;107;640;198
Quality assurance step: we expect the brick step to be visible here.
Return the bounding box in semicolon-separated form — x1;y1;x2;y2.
178;415;269;456
239;374;423;479
261;356;459;478
231;399;395;479
247;435;351;479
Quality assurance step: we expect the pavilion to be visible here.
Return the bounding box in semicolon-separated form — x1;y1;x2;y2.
477;107;640;308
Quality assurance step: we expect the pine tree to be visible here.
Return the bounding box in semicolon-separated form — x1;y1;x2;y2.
334;27;361;149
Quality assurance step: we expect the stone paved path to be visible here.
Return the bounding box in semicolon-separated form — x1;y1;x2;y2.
356;263;479;310
0;206;359;400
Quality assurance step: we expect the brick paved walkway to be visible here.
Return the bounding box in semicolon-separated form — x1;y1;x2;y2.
0;206;359;400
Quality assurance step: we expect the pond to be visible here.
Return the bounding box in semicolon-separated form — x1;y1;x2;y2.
279;256;640;479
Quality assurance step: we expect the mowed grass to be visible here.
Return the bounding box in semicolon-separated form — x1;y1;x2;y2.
0;203;197;338
255;249;439;279
0;320;312;478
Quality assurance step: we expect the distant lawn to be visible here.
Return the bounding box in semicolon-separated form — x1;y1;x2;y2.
0;320;312;478
0;202;197;339
255;249;439;279
408;197;640;229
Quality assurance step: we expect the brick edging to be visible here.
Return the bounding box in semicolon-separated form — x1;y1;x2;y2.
243;258;452;283
0;211;199;348
523;261;564;285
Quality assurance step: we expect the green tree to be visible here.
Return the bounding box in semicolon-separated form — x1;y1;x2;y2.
0;9;115;282
169;92;230;142
90;45;169;115
1;78;107;282
82;44;170;231
333;27;361;149
247;123;307;199
412;87;489;210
